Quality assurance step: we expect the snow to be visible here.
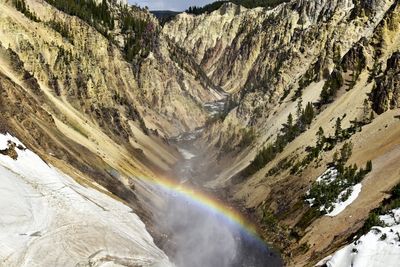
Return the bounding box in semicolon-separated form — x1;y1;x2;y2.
326;184;362;217
0;133;173;267
316;167;338;184
306;168;339;205
306;168;362;217
380;209;400;226
320;208;400;267
0;132;23;150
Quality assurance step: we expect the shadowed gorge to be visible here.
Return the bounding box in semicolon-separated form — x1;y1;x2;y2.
0;0;400;266
153;101;283;267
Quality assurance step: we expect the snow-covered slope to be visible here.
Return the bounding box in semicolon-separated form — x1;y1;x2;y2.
326;184;362;217
306;168;363;216
0;133;173;267
320;208;400;267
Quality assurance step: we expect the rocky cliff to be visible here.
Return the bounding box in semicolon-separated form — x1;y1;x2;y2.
1;0;223;139
371;52;400;114
1;0;400;266
165;0;400;265
0;0;226;264
0;0;231;207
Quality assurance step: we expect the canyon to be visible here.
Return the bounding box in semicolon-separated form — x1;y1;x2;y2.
0;0;399;266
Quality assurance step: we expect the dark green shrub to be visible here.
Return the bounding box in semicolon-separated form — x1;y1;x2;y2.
319;69;344;104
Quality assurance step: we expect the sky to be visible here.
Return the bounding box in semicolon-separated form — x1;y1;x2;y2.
128;0;216;11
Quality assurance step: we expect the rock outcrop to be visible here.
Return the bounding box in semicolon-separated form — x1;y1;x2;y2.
371;52;400;114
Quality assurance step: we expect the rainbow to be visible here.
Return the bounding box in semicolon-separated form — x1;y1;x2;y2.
137;173;267;244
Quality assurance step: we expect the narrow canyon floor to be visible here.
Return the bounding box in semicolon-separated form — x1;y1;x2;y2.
153;101;284;267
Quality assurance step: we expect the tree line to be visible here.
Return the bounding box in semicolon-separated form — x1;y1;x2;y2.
238;98;315;179
45;0;114;32
13;0;40;22
43;0;155;60
186;0;289;15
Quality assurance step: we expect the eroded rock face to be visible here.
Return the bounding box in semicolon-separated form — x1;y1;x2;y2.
0;0;223;138
0;2;226;255
166;1;400;265
371;52;400;114
163;3;267;93
165;0;396;149
1;0;400;266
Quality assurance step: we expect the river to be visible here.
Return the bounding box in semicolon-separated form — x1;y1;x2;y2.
158;100;283;267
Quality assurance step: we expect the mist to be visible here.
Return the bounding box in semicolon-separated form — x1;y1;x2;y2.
149;145;282;267
157;192;238;267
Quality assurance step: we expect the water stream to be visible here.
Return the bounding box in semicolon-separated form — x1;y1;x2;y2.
157;101;283;267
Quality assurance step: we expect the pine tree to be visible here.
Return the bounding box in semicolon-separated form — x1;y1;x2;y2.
303;102;314;125
335;117;342;139
366;160;372;172
320;86;330;104
296;97;303;122
332;151;339;163
369;111;375;123
14;0;40;22
340;142;353;164
316;126;325;148
280;113;295;143
363;99;370;123
285;113;293;131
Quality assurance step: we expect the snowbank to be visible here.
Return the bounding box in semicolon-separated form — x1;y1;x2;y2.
326;184;362;217
0;133;173;266
320;208;400;267
306;168;362;217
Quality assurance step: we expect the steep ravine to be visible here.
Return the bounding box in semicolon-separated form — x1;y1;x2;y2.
159;101;283;267
1;0;400;266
